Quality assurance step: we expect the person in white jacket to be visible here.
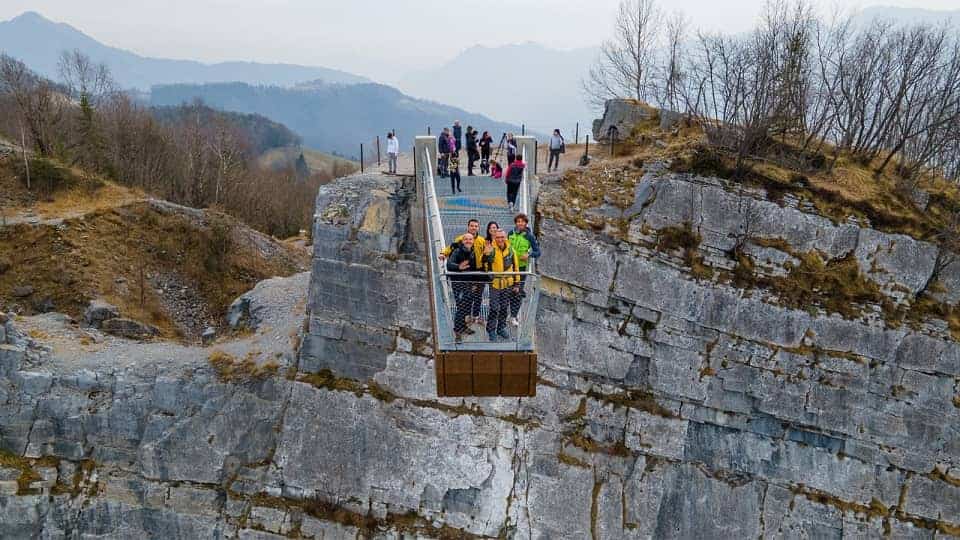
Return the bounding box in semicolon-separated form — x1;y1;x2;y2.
386;132;400;174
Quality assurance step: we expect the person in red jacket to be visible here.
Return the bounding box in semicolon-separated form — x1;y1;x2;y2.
503;157;526;211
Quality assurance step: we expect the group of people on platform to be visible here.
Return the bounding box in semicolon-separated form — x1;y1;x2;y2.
439;213;541;343
438;122;560;210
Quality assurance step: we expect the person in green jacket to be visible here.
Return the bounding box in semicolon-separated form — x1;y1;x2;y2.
507;213;541;324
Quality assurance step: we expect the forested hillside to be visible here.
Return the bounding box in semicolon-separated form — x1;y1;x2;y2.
151;81;525;157
0;52;352;238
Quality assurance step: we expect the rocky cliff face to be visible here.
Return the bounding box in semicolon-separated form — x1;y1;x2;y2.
1;169;959;538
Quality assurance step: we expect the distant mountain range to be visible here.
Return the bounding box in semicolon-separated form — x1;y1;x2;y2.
399;42;598;137
0;11;367;89
151;82;523;158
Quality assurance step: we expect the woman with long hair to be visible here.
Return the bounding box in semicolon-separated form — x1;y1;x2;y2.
479;131;493;174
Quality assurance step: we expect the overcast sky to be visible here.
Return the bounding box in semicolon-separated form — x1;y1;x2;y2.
1;0;958;82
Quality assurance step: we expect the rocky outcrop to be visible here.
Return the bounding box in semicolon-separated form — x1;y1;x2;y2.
1;169;958;539
592;98;657;141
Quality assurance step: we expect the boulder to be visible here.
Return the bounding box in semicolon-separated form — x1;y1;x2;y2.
101;317;160;340
226;296;252;329
659;109;684;130
592;99;657;141
84;299;120;328
201;327;216;345
11;285;33;298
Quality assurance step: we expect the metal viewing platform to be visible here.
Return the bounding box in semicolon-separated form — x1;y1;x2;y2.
416;135;539;397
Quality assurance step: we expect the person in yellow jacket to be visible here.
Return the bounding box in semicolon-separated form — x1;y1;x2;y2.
482;230;520;341
439;219;487;325
439;219;485;264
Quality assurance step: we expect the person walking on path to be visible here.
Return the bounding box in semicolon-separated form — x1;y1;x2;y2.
483;230;520;342
504;156;526;210
548;129;565;172
449;151;461;194
438;127;451;178
453;121;463;152
479;131;493;174
506;133;518;164
447;233;480;342
507;213;540;325
386;132;399;174
466;126;479;176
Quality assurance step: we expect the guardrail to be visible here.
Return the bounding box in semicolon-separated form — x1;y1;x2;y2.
420;141;539;352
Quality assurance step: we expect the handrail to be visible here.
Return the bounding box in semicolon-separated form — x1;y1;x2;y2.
520;146;529;218
422;147;447;254
519;146;534;273
421;146;454;332
441;271;537;277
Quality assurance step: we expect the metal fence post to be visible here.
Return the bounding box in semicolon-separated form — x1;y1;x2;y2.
585;135;589;158
377;135;381;167
360;144;364;173
575;122;579;144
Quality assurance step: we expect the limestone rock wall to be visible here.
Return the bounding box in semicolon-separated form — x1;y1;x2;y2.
1;170;958;538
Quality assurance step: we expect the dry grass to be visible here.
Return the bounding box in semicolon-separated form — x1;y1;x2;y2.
0;201;307;340
0;449;60;495
547;114;960;244
674;136;960;242
32;181;144;220
208;350;279;384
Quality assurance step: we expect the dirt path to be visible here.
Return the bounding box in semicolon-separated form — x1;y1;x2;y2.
1;183;145;227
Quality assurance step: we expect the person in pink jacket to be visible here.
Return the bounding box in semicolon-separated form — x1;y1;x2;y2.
490;160;503;179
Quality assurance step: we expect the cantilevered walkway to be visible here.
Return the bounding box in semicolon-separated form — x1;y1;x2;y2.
416;136;539;397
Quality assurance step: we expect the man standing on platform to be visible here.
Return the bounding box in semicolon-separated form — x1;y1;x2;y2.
446;233;479;342
507;213;540;326
453;121;463;152
386;132;399;174
483;230;520;342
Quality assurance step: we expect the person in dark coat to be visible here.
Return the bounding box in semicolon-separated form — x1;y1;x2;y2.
506;133;517;164
465;126;479;176
446;233;480;341
453;121;463;152
503;157;526;210
437;127;451;178
479;131;493;174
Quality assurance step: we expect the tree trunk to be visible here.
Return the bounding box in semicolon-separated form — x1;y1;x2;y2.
19;119;30;190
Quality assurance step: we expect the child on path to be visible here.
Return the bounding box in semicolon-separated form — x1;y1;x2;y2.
449;152;461;194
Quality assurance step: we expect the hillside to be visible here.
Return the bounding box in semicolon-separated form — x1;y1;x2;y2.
151;81;525;158
150;105;301;155
399;42;598;135
0;153;308;341
257;146;357;178
0;11;368;89
2;150;959;536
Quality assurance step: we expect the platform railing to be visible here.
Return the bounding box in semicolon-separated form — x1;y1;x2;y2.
438;273;537;351
420;143;539;352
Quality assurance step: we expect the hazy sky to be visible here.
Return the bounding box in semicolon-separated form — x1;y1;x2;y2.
1;0;958;82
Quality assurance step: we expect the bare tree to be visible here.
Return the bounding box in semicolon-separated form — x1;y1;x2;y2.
57;49;115;106
0;54;62;156
658;10;688;113
582;0;662;109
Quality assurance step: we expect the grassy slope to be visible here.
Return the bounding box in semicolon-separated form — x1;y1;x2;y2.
539;112;960;338
257;146;357;177
0;155;308;340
